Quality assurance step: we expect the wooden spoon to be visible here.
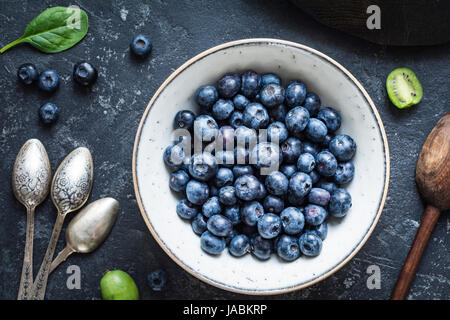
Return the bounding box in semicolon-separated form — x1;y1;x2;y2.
391;111;450;300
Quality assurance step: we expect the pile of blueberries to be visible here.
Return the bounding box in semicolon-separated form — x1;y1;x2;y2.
163;70;356;262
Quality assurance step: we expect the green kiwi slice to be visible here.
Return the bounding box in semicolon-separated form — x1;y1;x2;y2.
386;68;423;109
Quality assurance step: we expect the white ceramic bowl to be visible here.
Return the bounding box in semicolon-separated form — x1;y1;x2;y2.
133;39;390;295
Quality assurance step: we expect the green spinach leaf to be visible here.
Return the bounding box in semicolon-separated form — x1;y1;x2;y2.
0;6;88;54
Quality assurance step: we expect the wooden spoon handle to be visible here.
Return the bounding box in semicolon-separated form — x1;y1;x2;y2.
391;205;441;300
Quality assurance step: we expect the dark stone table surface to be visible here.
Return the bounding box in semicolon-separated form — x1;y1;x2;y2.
0;0;448;300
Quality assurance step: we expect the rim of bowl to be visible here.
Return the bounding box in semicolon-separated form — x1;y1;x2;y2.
132;38;391;295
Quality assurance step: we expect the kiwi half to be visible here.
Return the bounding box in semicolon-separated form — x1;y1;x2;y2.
386;68;423;109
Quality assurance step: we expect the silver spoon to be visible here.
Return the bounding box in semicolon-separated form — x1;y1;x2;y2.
12;139;51;300
31;147;93;300
49;197;119;274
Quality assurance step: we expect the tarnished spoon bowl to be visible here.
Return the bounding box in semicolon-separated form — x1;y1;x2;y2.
50;197;119;273
12;139;51;300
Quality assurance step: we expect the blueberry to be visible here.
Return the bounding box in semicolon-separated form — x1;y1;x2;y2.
209;185;219;197
280;164;297;178
329;188;352;218
193;115;219;142
163;144;185;170
202;196;221;218
234;126;257;148
200;231;226;255
280;137;302;164
250;234;272;260
261;73;281;86
241;200;264;226
317;107;342;132
174;110;196;130
316;179;338;194
240;70;261;98
257;213;281;239
267;121;288;143
233;94;249;111
297;153;316;173
214;168;234;188
280;207;305;235
215;150;235;168
265;171;288;196
186;180;210;205
250;142;282;170
315;151;338;177
298;232;322;256
307;188;331;206
212;99;234;120
147;269;167;291
305;118;328;143
229;234;251;257
229;111;244;128
309;170;320;184
38;102;60;125
196;85;219;110
17;63;38;85
304;204;328;226
285;80;307;107
207;214;232;237
217;73;241;98
303;92;321;116
334;161;355;184
288;172;312;199
243;102;269;130
263;195;284;214
276;234;301;261
218;186;237;206
260;84;285;108
169;169;190;192
73;61;98;86
225;229;239;245
223;204;241;225
285;106;310;137
191;213;208;235
232;165;253;178
287;192;305;206
130;34;152;57
234;174;260;201
269;104;287;122
311;222;328;240
329;134;357;161
321;133;335;149
38;70;60;93
189;152;218;181
176;199;198;219
302;141;319;157
256;182;267;200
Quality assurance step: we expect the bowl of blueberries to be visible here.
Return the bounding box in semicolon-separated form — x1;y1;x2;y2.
133;39;390;294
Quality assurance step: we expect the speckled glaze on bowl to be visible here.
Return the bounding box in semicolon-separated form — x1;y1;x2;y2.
132;39;390;295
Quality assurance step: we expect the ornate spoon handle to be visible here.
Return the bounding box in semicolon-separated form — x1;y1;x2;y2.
17;207;35;300
31;213;66;300
49;246;74;274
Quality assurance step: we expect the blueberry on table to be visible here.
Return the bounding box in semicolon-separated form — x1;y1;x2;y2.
280;137;302;164
261;73;281;86
218;186;237;206
169;169;190;193
280;207;305;235
276;234;301;261
288;172;312;199
316;179;337;194
303;92;321;116
309;170;320;185
37;70;60;93
241;200;264;226
229;234;251;257
280;164;297;178
240;70;261;99
250;234;273;260
298;232;322;257
329;134;357;161
321;133;335;149
192;213;208;235
73;61;98;86
217;73;241;98
307;188;331;207
214;167;234;188
315;151;338;177
186;180;210;205
234;174;260;201
329;188;352;218
255;182;267;200
265;171;288;196
260;84;285;108
297;153;316;173
207;214;233;237
202;196;221;218
200;231;226;255
17;63;38;85
163;144;185;170
267;121;288;143
285;80;307;107
147;269;167;292
196;85;219;110
305;118;328;143
317;107;342;132
174;110;196;130
130;34;152;57
302;141;319;157
304;204;328;226
287;192;305;206
176;199;198;219
232;165;253;178
232;94;249;111
243;102;269;130
229;111;244;128
38;102;59;125
263;195;284;214
311;222;328;240
334;161;355;185
285;106;310;138
189;152;218;181
257;213;282;239
223;204;241;225
269;104;287;122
